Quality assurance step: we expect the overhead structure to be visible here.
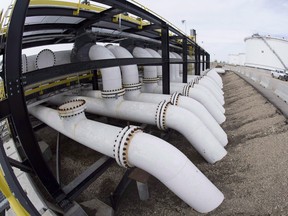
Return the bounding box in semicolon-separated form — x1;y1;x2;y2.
245;34;288;71
0;0;219;215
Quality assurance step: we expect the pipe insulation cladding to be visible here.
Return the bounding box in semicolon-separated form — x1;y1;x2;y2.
132;47;226;121
106;45;227;146
49;94;227;163
28;100;224;213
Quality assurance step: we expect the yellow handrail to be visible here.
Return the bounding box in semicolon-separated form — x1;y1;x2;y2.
0;168;30;216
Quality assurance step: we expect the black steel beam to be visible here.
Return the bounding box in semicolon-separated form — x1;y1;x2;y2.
161;23;170;94
77;7;122;30
5;0;69;208
0;100;10;120
0;138;39;215
182;37;188;83
24;23;76;32
8;158;34;174
22;58;162;86
63;156;114;200
110;168;135;210
92;0;162;25
27;7;94;18
202;52;205;71
124;23;159;34
206;53;210;69
22;39;73;49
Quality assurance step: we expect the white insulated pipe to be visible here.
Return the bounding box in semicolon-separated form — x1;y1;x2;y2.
107;45;227;145
50;94;227;163
23;49;71;72
28;101;224;213
134;47;224;113
189;79;225;106
83;45;226;162
207;69;223;88
132;47;159;93
165;55;224;106
82;90;228;147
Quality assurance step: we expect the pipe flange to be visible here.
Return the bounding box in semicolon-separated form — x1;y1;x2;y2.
101;88;125;99
35;49;56;69
155;100;171;130
114;126;142;168
142;77;159;84
122;82;142;91
22;54;28;73
170;92;182;106
58;99;86;118
182;84;192;97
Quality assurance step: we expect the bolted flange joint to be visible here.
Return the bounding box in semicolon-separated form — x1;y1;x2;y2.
155;100;171;130
170;92;182;106
58;99;86;118
113;126;142;168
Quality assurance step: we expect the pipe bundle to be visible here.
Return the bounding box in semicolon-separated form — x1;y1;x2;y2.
27;44;227;213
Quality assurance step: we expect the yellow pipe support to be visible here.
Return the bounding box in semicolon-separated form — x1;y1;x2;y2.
0;169;30;216
29;0;105;13
24;73;93;96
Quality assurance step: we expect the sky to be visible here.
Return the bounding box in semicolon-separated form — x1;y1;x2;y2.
1;0;288;61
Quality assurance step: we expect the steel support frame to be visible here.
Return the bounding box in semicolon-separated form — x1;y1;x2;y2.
161;24;170;94
182;38;188;83
23;58;162;87
202;51;206;71
4;0;71;211
206;53;210;69
0;139;39;215
195;46;200;75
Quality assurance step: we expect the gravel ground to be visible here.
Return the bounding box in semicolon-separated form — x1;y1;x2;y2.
36;70;288;215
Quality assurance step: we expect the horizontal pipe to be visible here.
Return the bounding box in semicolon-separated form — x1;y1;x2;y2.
50;95;227;164
82;89;227;146
28;103;224;213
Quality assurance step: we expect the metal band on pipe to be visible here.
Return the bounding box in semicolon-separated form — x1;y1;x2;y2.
122;82;142;91
142;77;159;83
101;88;125;98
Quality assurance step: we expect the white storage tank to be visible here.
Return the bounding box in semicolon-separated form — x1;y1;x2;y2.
244;34;288;71
228;53;245;66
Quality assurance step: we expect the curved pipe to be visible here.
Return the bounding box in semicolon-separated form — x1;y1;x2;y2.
198;80;224;105
107;46;227;145
168;82;225;115
83;90;228;147
28;102;224;213
208;69;223;88
50;94;227;164
134;47;223;110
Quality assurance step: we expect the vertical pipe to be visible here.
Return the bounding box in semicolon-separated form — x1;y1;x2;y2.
182;37;188;83
161;23;170;94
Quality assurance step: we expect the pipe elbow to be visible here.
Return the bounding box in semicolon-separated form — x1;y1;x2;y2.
188;88;226;124
164;105;227;163
128;133;224;213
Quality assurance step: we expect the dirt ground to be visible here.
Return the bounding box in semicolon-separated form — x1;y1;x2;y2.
36;70;288;215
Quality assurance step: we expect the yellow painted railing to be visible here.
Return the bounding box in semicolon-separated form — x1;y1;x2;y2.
0;168;30;216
